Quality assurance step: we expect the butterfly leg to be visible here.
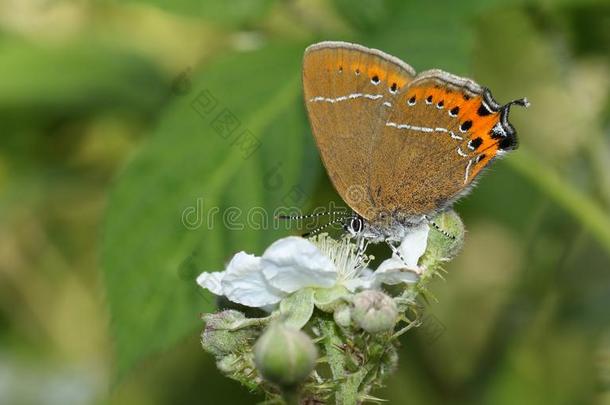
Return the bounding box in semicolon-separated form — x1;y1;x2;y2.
355;235;369;260
386;241;410;267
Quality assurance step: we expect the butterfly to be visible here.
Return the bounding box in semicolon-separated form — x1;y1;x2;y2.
302;41;528;243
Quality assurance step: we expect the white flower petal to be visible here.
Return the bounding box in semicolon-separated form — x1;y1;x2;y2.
260;304;278;313
221;252;285;307
376;257;406;274
337;267;373;291
262;236;337;293
357;267;374;279
197;271;224;295
371;248;427;288
396;223;430;269
373;258;419;286
343;276;373;291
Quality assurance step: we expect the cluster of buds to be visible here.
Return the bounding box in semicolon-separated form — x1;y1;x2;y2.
199;210;464;403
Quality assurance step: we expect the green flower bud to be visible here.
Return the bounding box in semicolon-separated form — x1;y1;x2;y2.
424;209;465;263
333;303;351;327
254;323;317;387
351;290;398;333
201;310;255;356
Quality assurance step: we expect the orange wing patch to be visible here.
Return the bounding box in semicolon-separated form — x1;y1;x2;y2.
401;84;526;184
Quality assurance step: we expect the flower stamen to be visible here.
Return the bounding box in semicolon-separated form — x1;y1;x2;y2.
309;234;371;283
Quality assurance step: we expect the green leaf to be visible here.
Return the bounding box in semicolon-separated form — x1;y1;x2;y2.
333;0;531;74
368;1;476;74
330;0;396;32
0;39;168;116
101;42;318;378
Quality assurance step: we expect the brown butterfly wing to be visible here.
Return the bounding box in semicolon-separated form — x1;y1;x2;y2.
370;69;519;220
303;42;416;219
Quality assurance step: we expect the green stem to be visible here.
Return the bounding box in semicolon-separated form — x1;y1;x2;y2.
319;319;388;404
507;147;610;254
319;319;363;404
338;367;369;405
320;319;346;379
391;319;419;340
281;388;301;405
229;314;276;330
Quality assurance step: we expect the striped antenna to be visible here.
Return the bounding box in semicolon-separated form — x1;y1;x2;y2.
302;216;348;237
276;211;350;220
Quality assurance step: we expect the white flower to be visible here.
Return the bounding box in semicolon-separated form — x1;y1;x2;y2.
197;224;429;309
375;223;431;281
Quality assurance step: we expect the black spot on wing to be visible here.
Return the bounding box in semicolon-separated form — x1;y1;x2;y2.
477;103;492;116
460;120;473;132
470;137;483;150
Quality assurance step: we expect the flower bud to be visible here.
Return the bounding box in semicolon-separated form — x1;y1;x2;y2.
333;303;351;327
351;290;398;333
201;310;255;356
254;323;317;387
424;209;465;263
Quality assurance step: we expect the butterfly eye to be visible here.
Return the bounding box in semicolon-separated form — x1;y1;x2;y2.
350;217;363;233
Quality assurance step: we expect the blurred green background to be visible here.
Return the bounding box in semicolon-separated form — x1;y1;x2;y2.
1;0;609;403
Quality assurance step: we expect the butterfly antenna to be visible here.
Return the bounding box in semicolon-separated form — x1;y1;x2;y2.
504;97;530;109
497;97;530;134
302;216;347;238
276;211;350;220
